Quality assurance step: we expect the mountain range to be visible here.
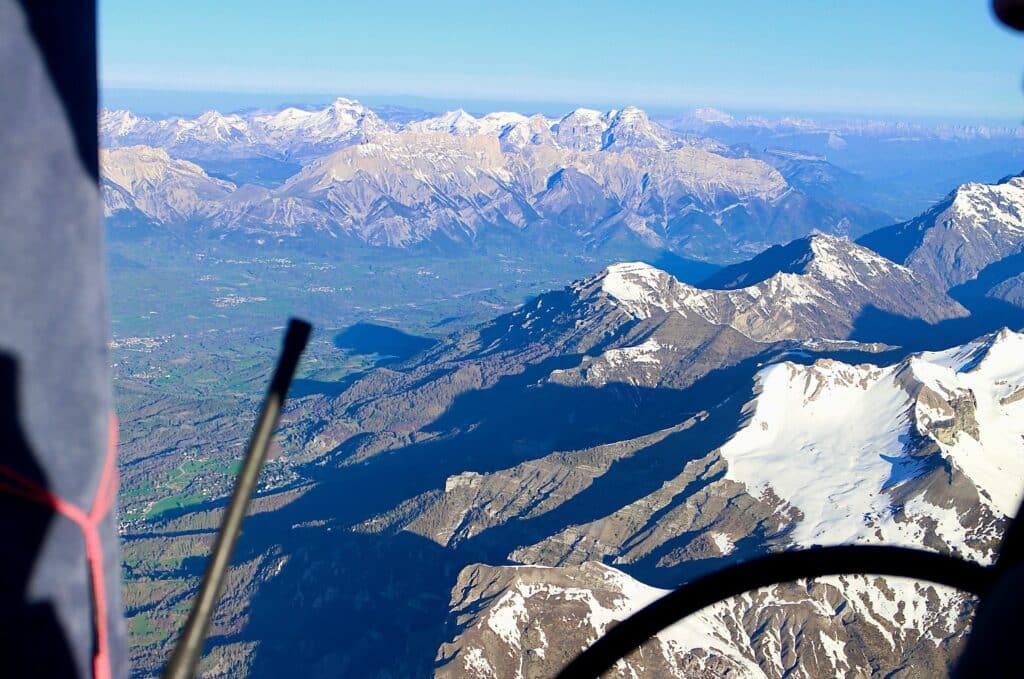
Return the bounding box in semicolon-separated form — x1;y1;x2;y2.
99;99;893;260
138;173;1021;677
661;108;1024;221
667;107;1024;142
106;99;1024;678
437;329;1024;679
101;98;389;161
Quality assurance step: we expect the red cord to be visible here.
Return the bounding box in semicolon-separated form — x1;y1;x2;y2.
0;415;118;679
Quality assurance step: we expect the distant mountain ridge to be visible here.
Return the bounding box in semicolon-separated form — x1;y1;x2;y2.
103;99;721;159
102;97;389;161
597;235;965;339
666;107;1024;141
662;108;1024;222
854;172;1024;348
99;98;893;260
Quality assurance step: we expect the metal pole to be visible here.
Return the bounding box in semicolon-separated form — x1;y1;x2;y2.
163;318;312;679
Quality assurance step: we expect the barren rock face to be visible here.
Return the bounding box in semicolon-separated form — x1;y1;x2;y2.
103;131;792;252
100;146;235;222
988;272;1024;308
913;384;980;445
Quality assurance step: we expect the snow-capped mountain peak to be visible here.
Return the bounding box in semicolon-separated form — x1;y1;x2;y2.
405;105;681;151
404;110;553;148
253;98;383;136
102;109;141;137
186;110;252;144
589;233;965;341
804;234;910;285
704;234;927;293
477;111;530;132
602;105;675;150
598;261;675;315
916;326;1022;374
96;98;388;160
948;175;1024;231
551;108;612;150
858;173;1024;291
407;108;481;135
327;96;360;109
692;107;734;124
569;107;607;120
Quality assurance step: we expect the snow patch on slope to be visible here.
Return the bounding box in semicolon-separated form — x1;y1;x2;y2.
480;563;768;678
598;338;663;367
721;359;908;548
720;330;1024;560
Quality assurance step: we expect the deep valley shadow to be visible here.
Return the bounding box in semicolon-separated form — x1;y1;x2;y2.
333;322;438;365
193;331;975;676
207;351;785;676
949;250;1024;302
850;303;1024;350
235;526;466;679
648;251;721;285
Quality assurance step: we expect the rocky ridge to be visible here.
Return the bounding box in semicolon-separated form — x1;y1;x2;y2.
434;330;1024;679
859;174;1024;299
302;235;963;468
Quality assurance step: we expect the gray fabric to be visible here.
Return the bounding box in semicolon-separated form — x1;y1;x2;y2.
0;1;127;676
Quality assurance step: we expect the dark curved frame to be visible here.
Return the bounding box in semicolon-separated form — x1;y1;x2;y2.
554;545;995;679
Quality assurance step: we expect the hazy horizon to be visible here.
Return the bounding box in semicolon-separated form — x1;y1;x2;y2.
101;86;1024;127
101;1;1024;122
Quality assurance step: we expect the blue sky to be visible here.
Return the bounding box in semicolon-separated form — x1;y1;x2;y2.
101;0;1024;121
